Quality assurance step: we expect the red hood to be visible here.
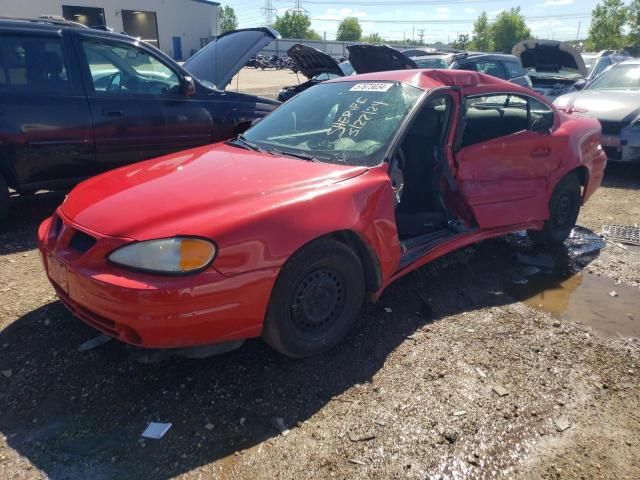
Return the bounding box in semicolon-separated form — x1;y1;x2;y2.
61;143;368;239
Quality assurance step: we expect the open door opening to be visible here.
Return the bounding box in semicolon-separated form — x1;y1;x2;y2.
390;94;469;268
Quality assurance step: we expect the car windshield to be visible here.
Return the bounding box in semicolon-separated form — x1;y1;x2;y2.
242;81;423;166
414;57;449;69
588;64;640;90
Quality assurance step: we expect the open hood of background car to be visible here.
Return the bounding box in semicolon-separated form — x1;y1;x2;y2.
347;44;418;74
184;27;280;90
512;40;587;77
288;44;344;79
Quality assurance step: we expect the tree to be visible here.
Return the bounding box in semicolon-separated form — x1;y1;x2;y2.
451;33;470;50
587;0;627;50
337;17;362;41
362;32;384;43
273;10;312;39
490;7;531;53
219;5;238;34
629;0;640;47
306;29;323;41
470;12;492;51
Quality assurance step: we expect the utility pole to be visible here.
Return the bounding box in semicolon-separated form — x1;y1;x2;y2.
575;21;581;42
417;29;424;45
261;0;277;26
412;26;415;43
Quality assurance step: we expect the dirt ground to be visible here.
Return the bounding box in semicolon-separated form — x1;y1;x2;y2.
0;73;639;479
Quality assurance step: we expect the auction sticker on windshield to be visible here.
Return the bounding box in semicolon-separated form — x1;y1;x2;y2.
349;83;394;92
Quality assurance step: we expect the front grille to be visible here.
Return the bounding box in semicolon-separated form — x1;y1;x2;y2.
69;230;97;252
599;120;624;136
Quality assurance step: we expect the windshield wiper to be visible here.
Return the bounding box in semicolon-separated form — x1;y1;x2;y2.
269;148;318;162
227;134;265;152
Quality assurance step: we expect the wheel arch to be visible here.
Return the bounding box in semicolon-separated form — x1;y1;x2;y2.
565;165;589;202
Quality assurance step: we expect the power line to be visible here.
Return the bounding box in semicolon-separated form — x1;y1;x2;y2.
261;0;277;26
311;13;593;24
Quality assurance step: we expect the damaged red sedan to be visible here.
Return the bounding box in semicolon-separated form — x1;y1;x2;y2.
38;69;606;358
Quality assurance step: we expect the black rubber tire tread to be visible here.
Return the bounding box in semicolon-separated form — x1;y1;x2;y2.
262;238;365;358
528;174;581;247
0;175;8;224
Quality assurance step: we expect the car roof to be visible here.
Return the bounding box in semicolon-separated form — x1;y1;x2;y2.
327;68;512;91
460;53;520;62
617;58;640;65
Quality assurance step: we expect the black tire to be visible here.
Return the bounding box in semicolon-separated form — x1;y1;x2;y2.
528;174;582;247
0;175;8;223
262;238;365;358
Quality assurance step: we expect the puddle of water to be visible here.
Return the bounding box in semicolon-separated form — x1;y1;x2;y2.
508;272;639;339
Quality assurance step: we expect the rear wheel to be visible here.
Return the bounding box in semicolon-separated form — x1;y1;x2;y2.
528;174;581;247
262;238;365;358
0;175;9;223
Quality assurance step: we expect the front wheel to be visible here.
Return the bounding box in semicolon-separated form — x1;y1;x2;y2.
262;238;365;358
528;174;582;247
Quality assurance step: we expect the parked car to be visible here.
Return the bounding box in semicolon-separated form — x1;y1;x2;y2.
348;45;531;87
39;69;605;358
554;59;640;163
277;44;353;101
512;40;587;99
580;50;630;86
0;18;281;221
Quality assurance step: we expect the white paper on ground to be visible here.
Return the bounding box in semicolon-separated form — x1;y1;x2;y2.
141;422;172;439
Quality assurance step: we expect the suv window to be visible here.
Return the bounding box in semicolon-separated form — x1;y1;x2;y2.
0;35;70;92
462;94;554;147
503;61;524;79
81;39;180;95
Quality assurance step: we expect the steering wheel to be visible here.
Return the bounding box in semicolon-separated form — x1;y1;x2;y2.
106;72;123;93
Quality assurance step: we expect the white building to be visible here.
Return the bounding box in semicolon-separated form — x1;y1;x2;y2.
0;0;220;60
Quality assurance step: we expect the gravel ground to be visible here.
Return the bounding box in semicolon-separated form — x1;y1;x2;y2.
0;125;639;477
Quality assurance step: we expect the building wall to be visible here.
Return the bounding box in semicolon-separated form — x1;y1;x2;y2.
0;0;219;59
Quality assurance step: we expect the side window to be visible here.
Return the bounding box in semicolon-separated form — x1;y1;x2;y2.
528;97;555;133
0;35;70;92
461;94;528;147
81;39;180;95
503;61;524;79
473;61;507;79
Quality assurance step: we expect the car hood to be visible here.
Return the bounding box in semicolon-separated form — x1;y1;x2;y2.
554;90;640;123
288;44;344;79
184;27;279;90
347;44;417;74
512;40;587;77
61;143;368;239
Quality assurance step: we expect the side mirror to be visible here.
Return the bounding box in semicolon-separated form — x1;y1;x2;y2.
574;79;586;91
183;76;196;97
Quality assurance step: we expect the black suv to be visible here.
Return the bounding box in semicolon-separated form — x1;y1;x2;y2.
0;18;281;221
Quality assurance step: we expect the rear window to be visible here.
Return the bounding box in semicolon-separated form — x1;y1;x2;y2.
0;35;70;92
504;61;524;79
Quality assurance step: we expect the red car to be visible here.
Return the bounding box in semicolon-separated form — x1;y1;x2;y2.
38;69;606;358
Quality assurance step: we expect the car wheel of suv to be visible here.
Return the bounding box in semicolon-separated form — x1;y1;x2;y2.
0;176;9;223
528;174;581;247
262;238;365;358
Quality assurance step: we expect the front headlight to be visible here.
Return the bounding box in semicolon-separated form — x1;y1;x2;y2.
108;237;216;274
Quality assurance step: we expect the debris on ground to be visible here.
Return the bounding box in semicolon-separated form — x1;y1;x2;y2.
1;369;12;378
141;422;172;440
511;274;528;285
453;410;467;416
610;291;619;297
77;334;112;352
384;307;392;313
492;385;509;397
347;458;366;466
602;224;640;246
349;433;376;442
554;418;571;432
475;367;487;378
205;423;214;431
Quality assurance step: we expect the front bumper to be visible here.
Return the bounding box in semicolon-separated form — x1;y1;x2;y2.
38;212;278;349
600;125;640;163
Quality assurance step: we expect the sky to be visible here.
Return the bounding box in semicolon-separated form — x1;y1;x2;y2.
227;0;605;43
